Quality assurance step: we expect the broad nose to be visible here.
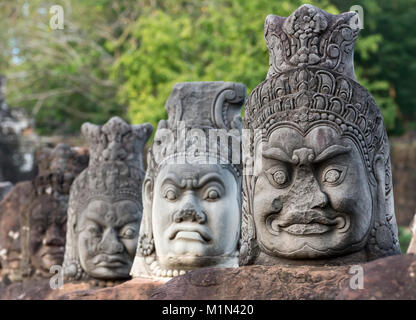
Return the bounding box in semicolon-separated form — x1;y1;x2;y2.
173;194;207;224
290;165;329;210
98;229;124;254
43;223;64;246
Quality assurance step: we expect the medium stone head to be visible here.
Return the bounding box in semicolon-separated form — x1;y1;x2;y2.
131;82;245;279
241;5;400;266
63;117;152;281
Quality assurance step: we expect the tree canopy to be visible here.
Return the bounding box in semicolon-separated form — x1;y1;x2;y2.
0;0;414;135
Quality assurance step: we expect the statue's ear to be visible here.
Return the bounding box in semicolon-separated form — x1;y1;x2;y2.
374;155;386;222
143;176;153;208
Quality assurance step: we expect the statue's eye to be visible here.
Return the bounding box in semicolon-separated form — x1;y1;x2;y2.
164;189;178;201
87;225;101;237
322;166;347;186
205;189;220;201
266;167;289;188
324;169;340;183
273;170;287;185
120;227;136;239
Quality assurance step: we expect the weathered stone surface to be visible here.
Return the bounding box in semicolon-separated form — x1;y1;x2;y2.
151;265;351;300
241;4;400;267
152;255;416;300
57;278;165;300
131;82;245;280
336;254;416;299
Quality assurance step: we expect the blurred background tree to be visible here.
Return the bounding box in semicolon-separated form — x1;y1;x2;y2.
0;0;415;135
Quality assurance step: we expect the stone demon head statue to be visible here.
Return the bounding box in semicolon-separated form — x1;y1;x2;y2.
240;5;401;266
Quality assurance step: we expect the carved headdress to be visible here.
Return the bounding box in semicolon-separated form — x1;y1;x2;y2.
131;82;246;278
241;5;400;264
63;117;152;281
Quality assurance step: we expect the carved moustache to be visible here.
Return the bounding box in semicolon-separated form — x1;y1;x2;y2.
168;207;212;242
268;209;348;235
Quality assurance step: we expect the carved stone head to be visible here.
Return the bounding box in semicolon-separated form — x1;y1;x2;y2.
240;5;401;266
63;117;152;281
130;82;245;279
0;144;88;280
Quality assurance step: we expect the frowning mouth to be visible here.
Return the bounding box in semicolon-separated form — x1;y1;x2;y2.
169;226;212;243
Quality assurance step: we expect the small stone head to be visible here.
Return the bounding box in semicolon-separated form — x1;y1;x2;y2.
131;82;245;278
27;194;67;276
63;117;152;281
241;5;400;265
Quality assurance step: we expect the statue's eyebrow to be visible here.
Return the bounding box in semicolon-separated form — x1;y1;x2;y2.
161;173;184;188
262;147;293;163
196;172;225;189
313;145;351;163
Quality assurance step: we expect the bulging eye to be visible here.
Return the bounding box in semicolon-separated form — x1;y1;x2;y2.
266;167;289;188
324;169;341;183
322;166;347;186
164;189;177;201
273;170;287;185
120;227;136;239
206;189;220;201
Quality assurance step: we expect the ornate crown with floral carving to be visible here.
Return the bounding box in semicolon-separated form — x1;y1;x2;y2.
68;117;152;209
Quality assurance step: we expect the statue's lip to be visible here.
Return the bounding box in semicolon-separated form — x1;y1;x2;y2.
275;212;346;235
277;213;340;228
93;255;126;267
280;223;333;235
169;226;212;242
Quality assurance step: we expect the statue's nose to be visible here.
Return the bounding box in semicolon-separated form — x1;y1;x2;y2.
98;229;123;254
173;194;206;224
290;165;329;210
43;223;64;246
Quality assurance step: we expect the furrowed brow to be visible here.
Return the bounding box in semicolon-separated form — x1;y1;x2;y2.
313;145;351;163
262;147;293;163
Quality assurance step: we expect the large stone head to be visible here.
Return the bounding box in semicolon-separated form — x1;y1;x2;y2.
130;82;245;279
240;5;401;266
63;117;152;282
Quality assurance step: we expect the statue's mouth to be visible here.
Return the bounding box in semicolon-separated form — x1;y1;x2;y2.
41;246;64;258
169;225;212;243
268;210;347;235
93;254;126;268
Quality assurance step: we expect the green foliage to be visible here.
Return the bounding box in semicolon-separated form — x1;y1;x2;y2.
331;0;416;134
113;0;337;130
1;0;414;135
398;226;412;253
